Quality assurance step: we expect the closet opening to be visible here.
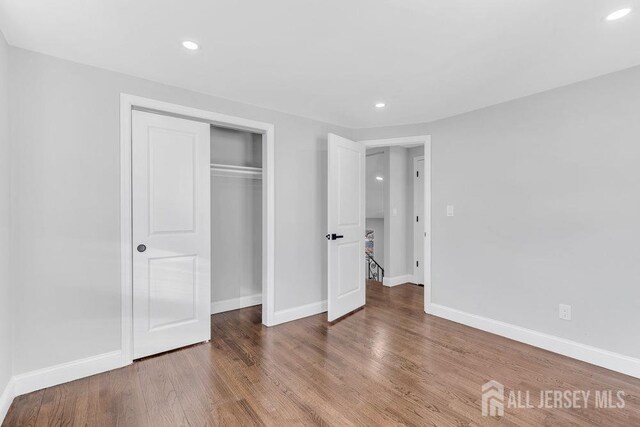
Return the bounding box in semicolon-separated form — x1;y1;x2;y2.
210;126;263;317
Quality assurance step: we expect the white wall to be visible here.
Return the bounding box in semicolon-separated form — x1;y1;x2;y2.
366;149;386;270
0;29;12;400
356;65;640;359
210;127;262;306
384;147;410;279
365;150;385;218
210;126;262;168
9;47;353;375
211;174;262;304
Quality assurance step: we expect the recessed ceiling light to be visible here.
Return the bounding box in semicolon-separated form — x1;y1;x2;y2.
606;8;631;21
375;176;384;181
375;102;386;108
182;40;199;50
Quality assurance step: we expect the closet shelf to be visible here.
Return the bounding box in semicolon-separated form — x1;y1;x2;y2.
210;163;262;178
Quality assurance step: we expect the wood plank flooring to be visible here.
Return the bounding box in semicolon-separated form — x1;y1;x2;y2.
4;281;640;426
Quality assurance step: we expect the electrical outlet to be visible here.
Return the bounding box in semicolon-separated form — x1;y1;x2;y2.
559;304;571;321
446;205;454;217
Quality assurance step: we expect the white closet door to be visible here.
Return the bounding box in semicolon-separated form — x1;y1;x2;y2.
132;110;211;359
327;133;366;322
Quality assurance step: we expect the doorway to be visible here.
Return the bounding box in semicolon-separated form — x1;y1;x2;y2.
210;127;263;315
120;95;275;364
327;134;431;322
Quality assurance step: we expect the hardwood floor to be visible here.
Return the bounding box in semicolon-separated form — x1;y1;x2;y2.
4;281;640;426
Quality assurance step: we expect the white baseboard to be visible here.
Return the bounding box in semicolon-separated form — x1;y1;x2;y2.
272;300;327;326
383;274;413;287
426;303;640;379
406;275;421;285
0;377;15;424
13;350;124;397
211;293;262;314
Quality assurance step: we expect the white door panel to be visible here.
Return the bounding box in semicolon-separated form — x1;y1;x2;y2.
328;133;365;322
337;242;361;296
148;255;197;331
148;129;197;233
132;110;211;359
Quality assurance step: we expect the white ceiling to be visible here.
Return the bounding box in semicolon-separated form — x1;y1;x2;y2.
1;0;639;128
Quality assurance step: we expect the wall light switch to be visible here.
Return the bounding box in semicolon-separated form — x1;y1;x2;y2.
559;304;571;321
392;207;398;217
446;205;454;217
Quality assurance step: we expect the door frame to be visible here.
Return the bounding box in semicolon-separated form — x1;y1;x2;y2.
120;94;276;366
413;155;425;284
358;135;432;312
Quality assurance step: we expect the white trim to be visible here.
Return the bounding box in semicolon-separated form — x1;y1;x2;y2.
13;351;124;397
120;94;276;367
272;300;327;326
359;135;432;312
211;293;262;314
382;274;413;287
424;282;432;311
120;96;133;367
0;378;15;424
262;124;276;327
361;135;432;148
413;155;425;284
0;350;125;423
426;304;640;379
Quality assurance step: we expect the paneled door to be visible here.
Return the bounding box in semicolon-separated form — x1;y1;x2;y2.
327;133;366;322
132;110;211;359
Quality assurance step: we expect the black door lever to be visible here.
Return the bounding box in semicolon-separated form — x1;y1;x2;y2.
325;233;344;240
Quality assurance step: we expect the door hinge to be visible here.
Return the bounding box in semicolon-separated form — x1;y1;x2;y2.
416;261;419;267
416;171;419;178
416;216;419;222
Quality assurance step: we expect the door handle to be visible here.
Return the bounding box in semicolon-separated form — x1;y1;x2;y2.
137;244;147;253
325;233;344;240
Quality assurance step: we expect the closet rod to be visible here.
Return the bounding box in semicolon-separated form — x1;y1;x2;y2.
210;163;262;177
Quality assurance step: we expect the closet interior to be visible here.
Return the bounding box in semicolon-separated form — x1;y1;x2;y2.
210;126;263;314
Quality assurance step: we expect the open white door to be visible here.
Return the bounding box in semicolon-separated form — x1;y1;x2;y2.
327;133;366;322
132;110;211;359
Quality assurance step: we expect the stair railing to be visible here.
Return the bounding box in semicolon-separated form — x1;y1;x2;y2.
365;254;384;282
